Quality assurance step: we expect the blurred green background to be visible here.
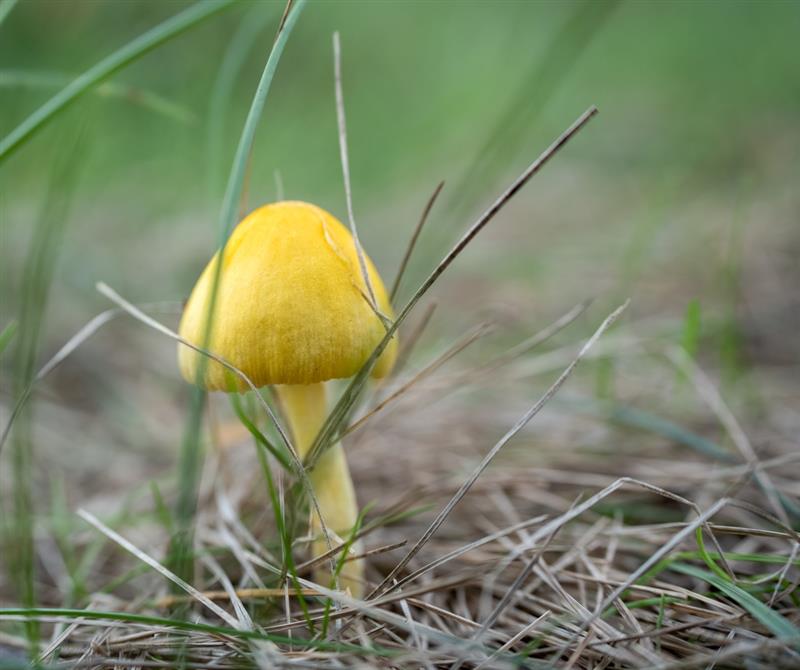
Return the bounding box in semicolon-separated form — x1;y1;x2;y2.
1;0;799;467
3;0;798;328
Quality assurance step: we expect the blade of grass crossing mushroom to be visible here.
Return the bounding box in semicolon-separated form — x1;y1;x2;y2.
304;105;599;471
298;540;408;577
356;298;583;438
340;300;439;435
94;282;340;594
390;181;446;304
320;508;369;637
174;0;307;585
332;31;388;327
0;0;237;162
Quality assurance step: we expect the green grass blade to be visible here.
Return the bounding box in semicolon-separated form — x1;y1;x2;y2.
229;392;292;472
6;133;84;652
0;70;197;124
0;320;16;357
0;608;399;656
251;428;315;632
639;550;800;587
0;0;236;162
694;526;732;582
171;0;307;585
206;4;276;199
671;562;800;647
681;298;702;357
602;402;734;462
149;481;174;536
320;506;368;637
212;0;306;251
0;0;18;26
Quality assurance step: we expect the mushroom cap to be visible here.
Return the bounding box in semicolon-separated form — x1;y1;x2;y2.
178;201;398;390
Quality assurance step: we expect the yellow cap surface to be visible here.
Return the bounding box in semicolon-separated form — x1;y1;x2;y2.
178;201;398;390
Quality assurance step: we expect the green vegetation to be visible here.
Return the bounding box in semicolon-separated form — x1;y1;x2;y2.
1;1;798;667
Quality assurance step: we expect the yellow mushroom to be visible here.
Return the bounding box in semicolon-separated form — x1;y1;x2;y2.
177;200;397;596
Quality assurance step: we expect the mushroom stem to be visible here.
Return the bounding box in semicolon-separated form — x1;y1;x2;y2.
276;383;364;596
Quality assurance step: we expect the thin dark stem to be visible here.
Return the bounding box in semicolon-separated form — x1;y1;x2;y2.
332;31;384;324
305;105;599;472
390;180;445;304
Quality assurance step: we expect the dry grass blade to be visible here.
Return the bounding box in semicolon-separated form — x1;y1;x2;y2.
769;541;800;607
391;515;549;593
654;637;799;670
154;588;318;608
393;300;438;371
94;284;291;452
77;510;240;628
474;612;551;670
479;298;593;373
407;107;599;311
549;496;731;663
344;321;492;437
390;180;446;303
449;531;558;670
332;31;388;327
290;579;501;665
371;299;629;598
0;303;180;453
200;552;255;630
273;0;293;40
667;346;791;526
298;539;407;575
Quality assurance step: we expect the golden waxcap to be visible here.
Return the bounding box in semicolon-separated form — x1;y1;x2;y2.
178;201;398;390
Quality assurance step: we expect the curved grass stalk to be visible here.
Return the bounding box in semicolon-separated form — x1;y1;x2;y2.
0;69;197;124
0;0;236;162
167;0;318;587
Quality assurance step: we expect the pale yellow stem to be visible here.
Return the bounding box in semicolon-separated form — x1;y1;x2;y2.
276;383;364;596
